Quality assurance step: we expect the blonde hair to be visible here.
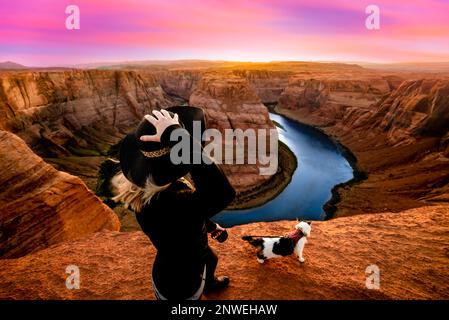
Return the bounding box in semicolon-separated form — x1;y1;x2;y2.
111;172;170;212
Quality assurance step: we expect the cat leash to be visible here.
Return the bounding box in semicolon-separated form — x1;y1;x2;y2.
242;218;304;238
242;235;285;238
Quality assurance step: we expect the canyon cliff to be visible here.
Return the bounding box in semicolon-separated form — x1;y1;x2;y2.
152;69;203;100
1;204;447;299
0;69;284;234
277;72;395;126
0;130;120;259
277;75;449;215
231;69;293;103
0;70;278;194
189;74;276;191
1;62;448;300
0;70;171;157
370;79;449;144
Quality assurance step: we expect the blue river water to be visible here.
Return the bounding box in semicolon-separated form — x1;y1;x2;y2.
213;113;354;227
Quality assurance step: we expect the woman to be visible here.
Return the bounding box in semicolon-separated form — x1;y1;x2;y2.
113;106;236;300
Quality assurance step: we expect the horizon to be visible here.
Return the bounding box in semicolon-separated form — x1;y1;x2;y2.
3;58;449;69
1;0;449;67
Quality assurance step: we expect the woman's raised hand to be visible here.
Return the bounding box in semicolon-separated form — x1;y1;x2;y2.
140;109;179;142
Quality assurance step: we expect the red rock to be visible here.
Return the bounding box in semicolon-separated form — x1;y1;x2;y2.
0;70;171;151
276;77;449;216
278;74;391;127
0;70;280;193
0;205;448;299
153;69;203;100
0;131;120;258
189;74;275;191
1;63;449;300
231;69;292;103
370;79;449;144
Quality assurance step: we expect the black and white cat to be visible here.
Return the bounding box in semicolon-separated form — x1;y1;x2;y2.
242;221;312;263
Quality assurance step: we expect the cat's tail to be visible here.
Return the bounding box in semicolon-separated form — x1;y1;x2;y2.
242;236;264;247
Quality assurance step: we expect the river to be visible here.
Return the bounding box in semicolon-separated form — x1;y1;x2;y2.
213;113;354;227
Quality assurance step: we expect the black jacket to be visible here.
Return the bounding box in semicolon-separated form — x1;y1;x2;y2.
135;126;235;299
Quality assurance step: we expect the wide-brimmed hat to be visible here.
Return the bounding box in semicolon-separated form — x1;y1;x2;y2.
119;106;206;187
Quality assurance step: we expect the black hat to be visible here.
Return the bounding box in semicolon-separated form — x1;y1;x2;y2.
119;106;206;187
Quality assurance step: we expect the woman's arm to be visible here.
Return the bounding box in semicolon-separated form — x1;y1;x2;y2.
205;219;217;232
142;110;236;219
155;112;236;218
187;155;236;218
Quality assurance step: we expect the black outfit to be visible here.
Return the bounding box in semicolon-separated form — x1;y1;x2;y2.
135;126;235;299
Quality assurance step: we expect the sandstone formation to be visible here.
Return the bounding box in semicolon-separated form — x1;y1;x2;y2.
0;205;447;300
0;62;449;301
189;74;276;191
153;69;203;100
151;61;371;105
231;69;292;103
0;70;172;157
154;68;292;105
278;73;391;127
0;130;120;259
277;77;449;216
0;69;283;195
370;79;449;144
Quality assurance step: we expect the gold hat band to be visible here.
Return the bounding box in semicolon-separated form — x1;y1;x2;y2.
140;146;171;158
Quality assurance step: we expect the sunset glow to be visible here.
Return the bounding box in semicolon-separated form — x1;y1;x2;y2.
1;0;448;66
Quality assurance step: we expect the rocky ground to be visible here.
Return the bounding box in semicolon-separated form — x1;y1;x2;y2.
0;205;448;300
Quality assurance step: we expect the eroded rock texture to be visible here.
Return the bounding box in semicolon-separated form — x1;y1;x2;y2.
1;205;448;299
278;73;391;127
190;74;276;191
277;76;449;216
0;130;120;258
0;70;171;157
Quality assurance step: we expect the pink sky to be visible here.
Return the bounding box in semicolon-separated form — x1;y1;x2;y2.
1;0;448;66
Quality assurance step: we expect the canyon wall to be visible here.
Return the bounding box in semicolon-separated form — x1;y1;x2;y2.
152;69;203;100
0;70;172;157
231;70;292;103
276;72;449;146
2;67;448;217
0;130;120;259
189;74;276;191
278;73;391;126
153;68;292;104
277;76;449;215
335;78;449;151
0;64;448;300
0;70;279;193
369;79;449;144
